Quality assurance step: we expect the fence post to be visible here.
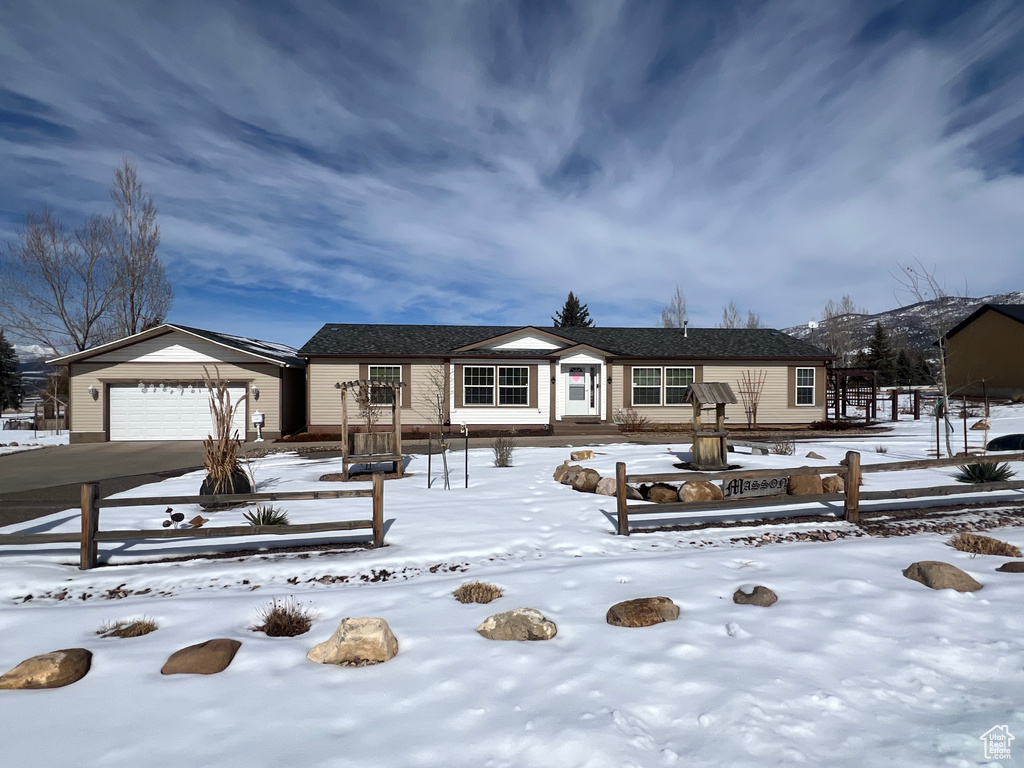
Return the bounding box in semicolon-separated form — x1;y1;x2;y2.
616;462;629;536
913;389;921;420
891;389;898;422
843;451;861;524
80;482;99;570
372;472;384;548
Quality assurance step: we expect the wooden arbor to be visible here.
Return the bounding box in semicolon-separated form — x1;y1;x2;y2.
828;368;878;422
684;382;738;470
338;379;405;480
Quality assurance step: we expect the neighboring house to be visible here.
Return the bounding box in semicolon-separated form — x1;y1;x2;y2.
944;304;1024;398
298;324;832;434
48;325;306;443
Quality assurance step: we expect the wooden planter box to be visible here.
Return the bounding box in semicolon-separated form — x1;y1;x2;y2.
350;432;394;456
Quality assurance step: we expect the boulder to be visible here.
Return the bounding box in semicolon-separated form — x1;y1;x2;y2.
788;471;823;495
572;468;602;493
0;648;92;689
902;561;983;592
553;462;571;483
821;475;845;494
595;477;618;497
805;451;826;460
733;586;778;607
307;617;399;666
970;418;990;431
996;561;1024;573
570;450;595;462
476;608;557;641
647;483;680;504
161;639;241;675
987;434;1024;451
561;465;583;486
679;481;723;503
625;485;644;501
606;597;680;627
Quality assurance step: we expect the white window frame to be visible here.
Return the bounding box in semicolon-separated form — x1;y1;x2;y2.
498;366;529;406
664;367;695;405
632;367;662;406
368;365;401;406
463;366;495;406
462;365;530;407
795;367;815;406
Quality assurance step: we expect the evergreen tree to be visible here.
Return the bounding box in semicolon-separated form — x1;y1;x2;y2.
911;352;933;386
895;349;913;387
863;322;897;385
0;330;24;413
552;292;594;327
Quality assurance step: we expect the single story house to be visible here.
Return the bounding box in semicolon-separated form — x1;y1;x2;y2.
943;304;1024;398
298;324;832;434
49;324;306;443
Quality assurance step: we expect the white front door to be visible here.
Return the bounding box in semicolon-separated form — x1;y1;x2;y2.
564;365;597;416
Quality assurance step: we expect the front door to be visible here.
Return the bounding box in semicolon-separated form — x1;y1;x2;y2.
564;365;598;416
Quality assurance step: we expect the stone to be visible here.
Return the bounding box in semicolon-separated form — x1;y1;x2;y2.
561;465;583;486
787;471;823;495
987;434;1024;451
0;649;92;689
679;481;723;503
996;561;1024;573
553;462;571;483
161;639;242;675
606;597;680;627
733;585;778;607
595;477;618;496
647;483;679;504
570;450;595;461
307;617;399;666
902;561;983;592
821;475;845;494
476;608;557;641
8;441;17;447
970;418;990;431
625;485;644;501
805;451;826;460
572;468;602;493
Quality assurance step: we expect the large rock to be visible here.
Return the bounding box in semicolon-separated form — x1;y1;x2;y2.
476;608;557;641
647;483;680;504
572;468;602;493
996;561;1024;573
0;648;92;689
307;617;399;665
161;639;241;675
553;462;571;483
805;451;826;460
679;481;723;503
561;465;583;486
788;471;823;495
821;475;845;494
595;477;618;497
902;561;983;592
970;418;990;431
987;434;1024;451
570;450;595;461
606;597;680;627
733;585;778;607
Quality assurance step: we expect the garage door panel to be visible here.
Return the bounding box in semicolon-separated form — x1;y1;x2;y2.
109;385;246;441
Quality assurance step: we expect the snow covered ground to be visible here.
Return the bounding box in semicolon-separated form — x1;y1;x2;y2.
0;426;69;456
1;408;1023;767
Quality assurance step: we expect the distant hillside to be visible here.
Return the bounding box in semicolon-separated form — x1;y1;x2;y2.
14;347;56;394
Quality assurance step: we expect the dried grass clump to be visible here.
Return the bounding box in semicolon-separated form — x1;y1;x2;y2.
771;439;795;456
453;581;504;604
614;407;651;432
97;617;158;638
874;445;888;453
492;435;515;467
250;598;317;637
202;367;245;492
948;532;1022;558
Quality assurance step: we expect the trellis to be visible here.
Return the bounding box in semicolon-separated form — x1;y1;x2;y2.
338;379;405;481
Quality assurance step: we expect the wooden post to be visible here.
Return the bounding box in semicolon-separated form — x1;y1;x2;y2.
962;395;968;455
616;462;629;536
80;482;99;570
843;451;860;524
913;389;921;420
891;388;898;422
372;472;384;548
427;437;433;489
340;385;349;480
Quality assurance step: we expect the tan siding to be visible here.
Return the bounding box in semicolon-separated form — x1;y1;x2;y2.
308;359;443;427
89;331;256;364
946;310;1024;395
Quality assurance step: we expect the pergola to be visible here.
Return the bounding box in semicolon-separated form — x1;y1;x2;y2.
683;382;738;470
338;379;405;480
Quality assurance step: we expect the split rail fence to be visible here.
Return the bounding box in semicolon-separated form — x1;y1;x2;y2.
0;474;385;569
614;451;1024;535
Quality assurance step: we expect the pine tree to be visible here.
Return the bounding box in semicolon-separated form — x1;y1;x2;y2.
0;330;24;413
863;322;897;385
552;292;594;327
895;349;913;387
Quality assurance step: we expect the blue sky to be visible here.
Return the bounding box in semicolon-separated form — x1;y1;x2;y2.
1;0;1023;348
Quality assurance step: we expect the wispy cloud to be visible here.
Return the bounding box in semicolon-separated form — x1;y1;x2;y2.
1;0;1022;345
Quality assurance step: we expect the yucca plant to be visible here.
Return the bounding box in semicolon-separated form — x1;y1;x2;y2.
954;462;1016;484
243;504;289;526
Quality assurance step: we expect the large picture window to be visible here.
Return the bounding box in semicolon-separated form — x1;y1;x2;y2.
796;367;815;405
632;366;695;406
464;366;495;405
462;365;530;406
498;367;529;405
665;367;695;405
632;367;662;405
368;365;401;405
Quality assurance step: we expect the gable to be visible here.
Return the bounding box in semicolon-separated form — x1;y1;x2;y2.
487;332;567;351
89;331;260;364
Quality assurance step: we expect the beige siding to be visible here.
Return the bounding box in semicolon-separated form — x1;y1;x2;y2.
89;332;256;364
308;358;444;427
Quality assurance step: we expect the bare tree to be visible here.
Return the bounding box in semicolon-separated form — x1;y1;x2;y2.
745;311;765;329
424;362;451;488
736;369;768;428
0;208;121;353
718;302;764;329
816;295;864;366
110;159;171;336
659;286;688;328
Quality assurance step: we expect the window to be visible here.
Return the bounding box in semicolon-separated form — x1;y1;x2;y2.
498;367;529;405
796;367;815;405
632;367;661;405
368;365;401;405
665;367;695;405
464;366;495;405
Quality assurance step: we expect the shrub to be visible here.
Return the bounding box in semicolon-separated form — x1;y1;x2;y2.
453;581;504;604
771;439;795;456
244;504;290;526
953;462;1016;484
97;617;158;638
874;445;888;453
250;598;317;637
493;436;515;467
948;532;1022;558
202;368;246;494
614;407;651;432
809;419;862;431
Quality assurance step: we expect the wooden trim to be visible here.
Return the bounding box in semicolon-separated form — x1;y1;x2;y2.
529;364;538;409
401;364;412;408
358;363;368;382
623;364;632;407
694;365;704;384
787;366;796;408
454;364;464;408
815;365;826;408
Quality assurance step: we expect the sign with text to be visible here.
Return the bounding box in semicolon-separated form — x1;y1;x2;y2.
722;476;789;499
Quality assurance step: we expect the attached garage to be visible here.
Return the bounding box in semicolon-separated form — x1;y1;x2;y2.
49;325;306;443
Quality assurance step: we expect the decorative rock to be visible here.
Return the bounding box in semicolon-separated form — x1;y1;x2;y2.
561;465;583;486
805;451;826;460
8;441;17;447
787;471;823;495
625;485;643;501
733;586;778;607
996;561;1024;573
970;418;990;431
595;477;618;496
161;639;242;675
902;561;983;592
570;450;595;461
0;648;92;689
572;468;602;493
821;475;845;494
679;481;723;503
606;597;680;627
553;461;571;483
476;608;557;641
647;483;679;504
307;617;399;665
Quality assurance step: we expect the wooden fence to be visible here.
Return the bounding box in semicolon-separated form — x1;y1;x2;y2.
0;474;385;569
614;451;1024;535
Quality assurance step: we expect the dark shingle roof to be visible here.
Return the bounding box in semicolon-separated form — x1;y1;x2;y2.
299;324;831;360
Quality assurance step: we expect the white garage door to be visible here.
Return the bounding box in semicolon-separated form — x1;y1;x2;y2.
109;384;247;441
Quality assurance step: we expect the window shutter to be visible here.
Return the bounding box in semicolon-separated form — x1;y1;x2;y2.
358;363;368;382
454;364;464;408
787;366;796;408
528;365;538;409
694;365;704;383
401;364;412;408
623;365;632;407
814;365;825;407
